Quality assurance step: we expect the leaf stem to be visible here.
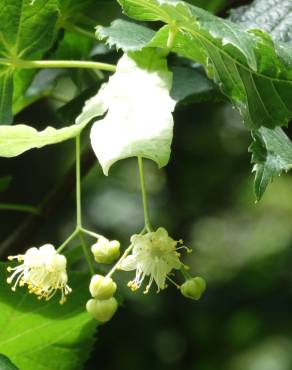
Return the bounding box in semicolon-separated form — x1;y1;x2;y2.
137;156;152;232
0;58;116;72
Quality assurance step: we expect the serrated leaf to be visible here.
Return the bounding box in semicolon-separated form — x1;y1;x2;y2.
96;19;155;51
0;354;19;370
249;127;292;200
228;0;292;199
0;265;97;370
77;49;175;175
0;0;59;123
230;0;292;44
117;0;292;130
0;121;88;158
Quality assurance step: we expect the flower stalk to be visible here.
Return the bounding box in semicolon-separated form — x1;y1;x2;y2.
137;156;152;232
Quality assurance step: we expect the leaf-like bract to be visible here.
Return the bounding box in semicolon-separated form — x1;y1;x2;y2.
0;266;97;370
0;121;87;158
77;49;175;175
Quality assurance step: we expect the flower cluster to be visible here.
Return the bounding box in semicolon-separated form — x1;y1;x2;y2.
5;227;205;322
7;244;71;304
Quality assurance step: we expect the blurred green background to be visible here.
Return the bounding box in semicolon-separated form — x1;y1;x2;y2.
1;0;292;370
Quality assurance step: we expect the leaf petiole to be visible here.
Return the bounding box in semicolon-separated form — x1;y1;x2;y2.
0;59;116;72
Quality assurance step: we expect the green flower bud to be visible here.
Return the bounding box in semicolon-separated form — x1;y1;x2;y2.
89;274;117;300
86;297;118;323
91;237;120;264
180;277;206;300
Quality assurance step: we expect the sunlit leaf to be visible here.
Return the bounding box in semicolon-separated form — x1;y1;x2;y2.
0;266;97;370
0;121;88;158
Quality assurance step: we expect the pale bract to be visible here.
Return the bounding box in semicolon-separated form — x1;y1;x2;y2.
120;227;182;293
76;50;175;175
7;244;71;304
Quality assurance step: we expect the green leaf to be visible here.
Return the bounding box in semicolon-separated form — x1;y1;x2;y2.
0;354;19;370
0;121;88;158
0;0;59;123
96;19;155;51
249;127;292;200
58;0;122;26
171;65;222;104
229;0;292;199
52;30;94;91
0;0;58;59
0;265;97;370
117;0;292;130
230;0;292;44
77;49;175;175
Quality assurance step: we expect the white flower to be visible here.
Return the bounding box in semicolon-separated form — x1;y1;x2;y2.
7;244;72;304
120;227;182;293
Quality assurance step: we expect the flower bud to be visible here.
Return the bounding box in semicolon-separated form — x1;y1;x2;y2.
89;274;117;300
180;277;206;300
86;297;118;323
91;237;120;264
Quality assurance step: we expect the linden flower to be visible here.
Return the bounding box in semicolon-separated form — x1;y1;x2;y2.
120;227;182;293
7;244;71;304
